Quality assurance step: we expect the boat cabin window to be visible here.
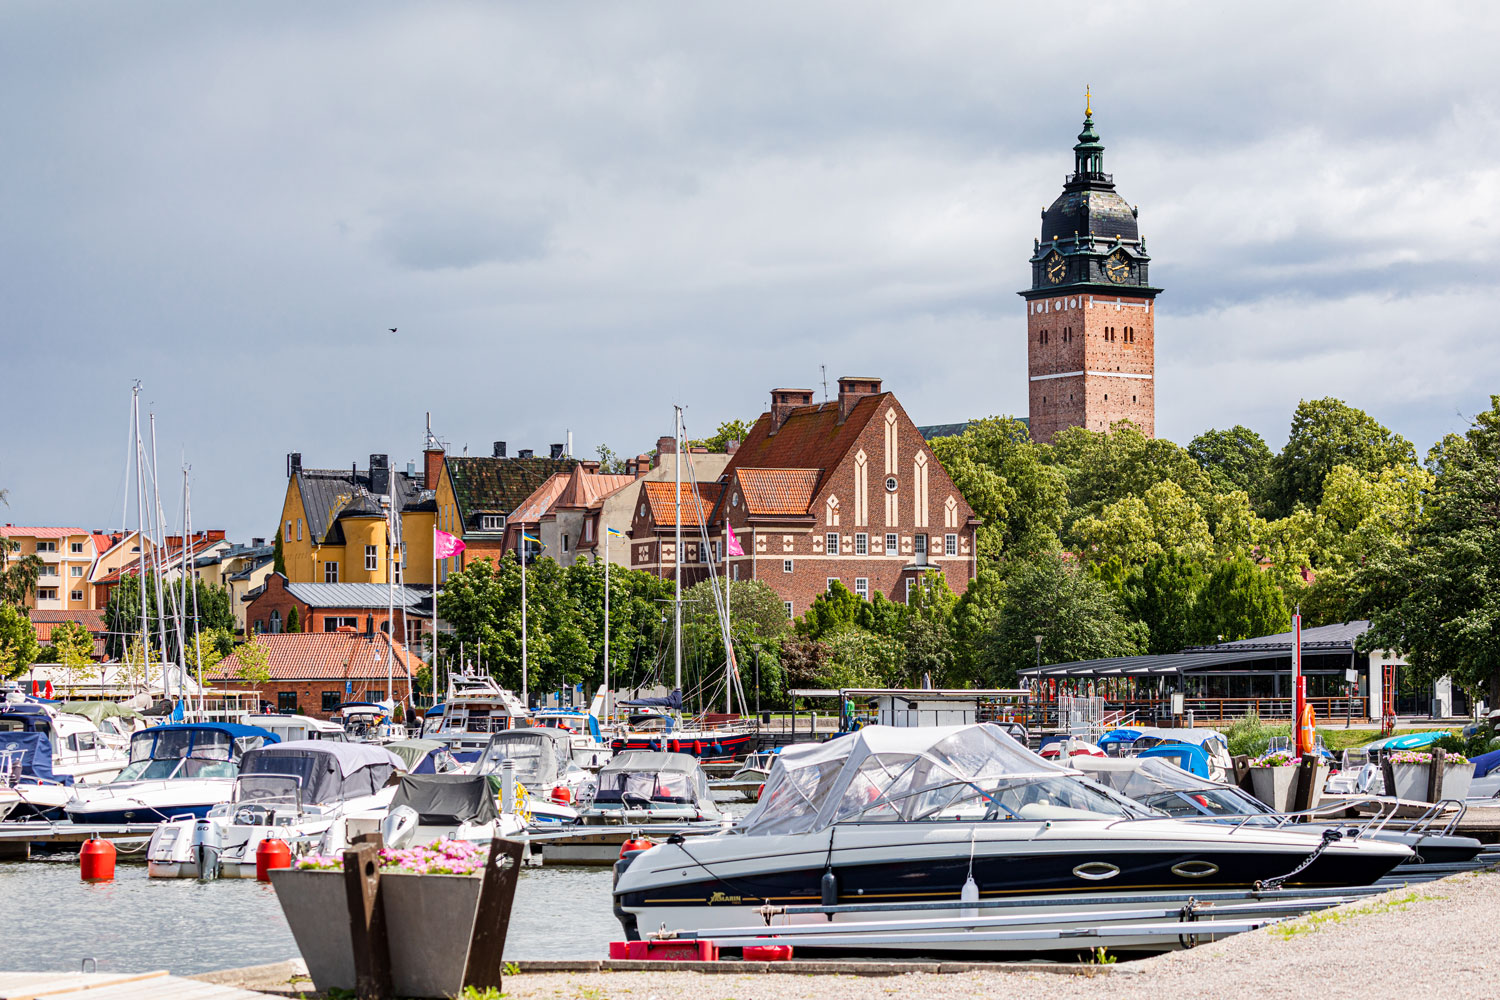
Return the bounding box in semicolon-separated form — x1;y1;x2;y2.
595;769;700;805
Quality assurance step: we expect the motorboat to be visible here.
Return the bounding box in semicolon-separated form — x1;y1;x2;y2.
530;689;614;769
1096;727;1234;782
608;691;756;762
0;731;76;820
244;714;347;743
421;674;529;756
729;749;781;784
385;738;463;775
472;728;589;824
0;703;126;785
1071;755;1484;865
145;740;402;878
54;701;149;752
582;751;725;825
612;724;1411;947
1467;747;1500;800
332;702;402;743
64;723;277;824
376;773;528;850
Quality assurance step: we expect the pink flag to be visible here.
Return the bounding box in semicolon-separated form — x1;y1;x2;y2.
434;529;466;559
725;522;744;558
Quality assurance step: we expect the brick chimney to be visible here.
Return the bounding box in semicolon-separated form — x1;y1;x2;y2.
654;436;675;468
836;376;882;424
769;388;814;434
424;441;445;491
634;454;651;475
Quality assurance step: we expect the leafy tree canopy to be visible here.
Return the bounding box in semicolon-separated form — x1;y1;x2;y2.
1045;422;1213;534
0;604;41;679
1188;425;1274;508
930;417;1066;558
1266;397;1416;516
1125;551;1208;655
1192;556;1291;645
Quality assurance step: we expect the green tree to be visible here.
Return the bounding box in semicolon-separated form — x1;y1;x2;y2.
796;581;866;639
185;626;233;680
285;606;301;633
0;604;41;679
951;568;1006;683
272;530;287;575
1125;551;1208;655
980;553;1148;686
820;625;902;689
692;419;754;453
49;620;97;693
103;573;236;660
1357;395;1500;703
897;571;958;686
1188;426;1274;508
1072;480;1212;572
593;444;633;474
929;416;1068;558
233;634;271;685
1192;557;1291;644
1045;422;1213;538
1266;398;1416;515
680;578;791;703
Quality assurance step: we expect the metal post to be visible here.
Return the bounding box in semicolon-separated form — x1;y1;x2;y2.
754;644;761;720
604;529;611;724
673;406;682;727
519;530;528;707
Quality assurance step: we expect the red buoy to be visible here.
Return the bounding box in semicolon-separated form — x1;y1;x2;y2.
256;838;292;882
619;836;655;858
79;838;116;882
550;784;573;804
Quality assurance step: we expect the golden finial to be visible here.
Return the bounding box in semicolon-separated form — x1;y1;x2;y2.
1085;85;1092;117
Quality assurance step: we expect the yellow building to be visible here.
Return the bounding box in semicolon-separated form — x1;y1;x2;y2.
0;526;111;611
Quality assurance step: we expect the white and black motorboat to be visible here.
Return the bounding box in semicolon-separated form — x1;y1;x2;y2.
583;751;725;825
472;727;588;824
1071;755;1484;866
64;723;276;824
612;724;1411;948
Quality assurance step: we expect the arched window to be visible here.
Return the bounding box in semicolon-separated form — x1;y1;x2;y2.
270;609;282;634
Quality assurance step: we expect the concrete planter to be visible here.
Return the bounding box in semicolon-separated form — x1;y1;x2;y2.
1390;760;1475;802
269;868;483;998
1249;766;1297;811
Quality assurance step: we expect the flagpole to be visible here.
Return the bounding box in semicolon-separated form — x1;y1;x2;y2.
603;530;611;726
433;524;439;707
673;406;682;730
519;529;528;708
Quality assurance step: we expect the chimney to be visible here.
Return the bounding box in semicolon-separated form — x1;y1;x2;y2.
635;454;651;475
369;454;390;497
769;388;814;434
580;460;601;474
287;453;302;477
549;443;565;459
518;449;534;459
837;377;882;424
252;537;265;547
424;441;445;491
492;441;506;458
726;439;741;456
654;436;676;468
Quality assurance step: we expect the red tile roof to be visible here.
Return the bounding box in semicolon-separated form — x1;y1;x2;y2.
208;631;420;681
733;468;821;516
509;474;571;525
554;467;638;510
722;393;892;498
29;610;105;634
640;481;723;528
91;533;116;555
0;526;87;538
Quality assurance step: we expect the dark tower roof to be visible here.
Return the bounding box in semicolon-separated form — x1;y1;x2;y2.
1039;103;1140;246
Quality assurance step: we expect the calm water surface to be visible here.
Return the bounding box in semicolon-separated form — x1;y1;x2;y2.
0;852;619;975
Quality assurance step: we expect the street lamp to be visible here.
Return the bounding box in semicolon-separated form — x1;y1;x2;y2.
1034;634;1043;673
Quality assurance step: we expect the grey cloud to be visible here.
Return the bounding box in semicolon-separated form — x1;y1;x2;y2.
375;203;553;271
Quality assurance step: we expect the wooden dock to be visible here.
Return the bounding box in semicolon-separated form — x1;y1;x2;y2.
0;822;157;860
0;970;279;999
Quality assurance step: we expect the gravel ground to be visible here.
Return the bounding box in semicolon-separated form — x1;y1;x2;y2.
497;868;1498;1000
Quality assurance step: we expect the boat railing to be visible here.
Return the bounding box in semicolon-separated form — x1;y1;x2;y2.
0;749;22;787
1102;795;1395;839
1402;798;1467;837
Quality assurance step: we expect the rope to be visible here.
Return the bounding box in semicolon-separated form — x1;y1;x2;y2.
1254;828;1344;891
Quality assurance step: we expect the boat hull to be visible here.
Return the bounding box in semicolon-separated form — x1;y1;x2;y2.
610;732;756;762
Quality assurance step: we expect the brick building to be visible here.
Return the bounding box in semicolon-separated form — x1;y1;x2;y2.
208;630;420;718
628;479;725;586
629;378;979;618
1023;98;1160;443
244;573;427;648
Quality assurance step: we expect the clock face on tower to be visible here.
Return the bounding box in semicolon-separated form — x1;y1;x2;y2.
1105;251;1131;284
1045;252;1066;284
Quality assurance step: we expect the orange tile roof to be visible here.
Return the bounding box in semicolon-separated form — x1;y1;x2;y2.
554;467;638;510
91;533;115;555
734;468;821;516
208;631;420;681
722;393;892;497
0;526;87;538
509;474;571;525
640;481;723;528
28;609;105;629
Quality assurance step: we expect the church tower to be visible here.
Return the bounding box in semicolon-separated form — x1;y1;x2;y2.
1021;94;1160;443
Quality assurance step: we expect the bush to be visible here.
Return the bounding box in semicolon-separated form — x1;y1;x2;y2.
1223;713;1289;758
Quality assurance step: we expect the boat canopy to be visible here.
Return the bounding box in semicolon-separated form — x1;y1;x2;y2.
0;707;52;734
1099;727;1226;750
389;773;499;826
56;702;146;727
0;731;68;784
385;738;459;774
1472;747;1500;779
476;728;571;785
740;724;1079;836
1363;731;1448;752
620;690;682;710
1069;756;1222;799
594;751;711;806
237;740;402;806
129;723;276;763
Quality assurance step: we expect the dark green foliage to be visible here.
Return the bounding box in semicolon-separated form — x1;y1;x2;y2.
692;419;755;454
1044;422;1213;534
272;530;286;575
1193;557;1291;644
103;573;237;660
929;417;1066;558
1266;398;1416;515
1188;425;1274;508
1125;551;1208;654
285;606;300;633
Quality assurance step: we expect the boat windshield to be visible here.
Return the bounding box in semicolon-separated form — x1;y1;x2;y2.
113;757;238;782
742;723;1144;836
475;733;566;785
128;728;255;764
594;769;702;806
1071;757;1269;821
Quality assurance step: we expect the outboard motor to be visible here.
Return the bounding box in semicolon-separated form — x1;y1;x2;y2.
191;819;222;880
381;804;420;849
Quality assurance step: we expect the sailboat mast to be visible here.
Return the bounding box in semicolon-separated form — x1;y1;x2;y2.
673;406;682;724
603;527;611;726
386;484;396;705
519;529;528;707
148;414;173;702
185;471;204;721
133;386;148;694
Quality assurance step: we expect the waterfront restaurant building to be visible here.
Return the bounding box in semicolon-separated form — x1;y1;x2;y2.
1016;621;1427;726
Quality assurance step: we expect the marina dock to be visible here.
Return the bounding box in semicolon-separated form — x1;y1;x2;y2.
0;970;278;1000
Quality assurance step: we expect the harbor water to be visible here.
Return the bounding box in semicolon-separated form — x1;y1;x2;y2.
0;854;620;975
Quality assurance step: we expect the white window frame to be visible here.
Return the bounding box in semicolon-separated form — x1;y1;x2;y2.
325;561;339;583
826;532;839;555
481;514;505;530
70;590;84;602
784;601;794;620
855;577;868;599
563;534;571;551
827;577;839;591
270;609;282;633
945;533;958;556
286;521;293;542
855;532;868;555
885;532;898;554
296;518;302;541
783;559;794;574
70;542;84;554
365;545;378;571
38;588;58;600
39;566;57;578
914;533;928;556
36;540;56;553
905;578;914;601
70;565;83;577
324;615;357;632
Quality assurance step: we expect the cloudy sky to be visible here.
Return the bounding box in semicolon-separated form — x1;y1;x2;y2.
3;2;1497;538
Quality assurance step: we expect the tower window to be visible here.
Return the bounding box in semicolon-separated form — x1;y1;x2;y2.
1104;394;1108;401
1132;395;1137;403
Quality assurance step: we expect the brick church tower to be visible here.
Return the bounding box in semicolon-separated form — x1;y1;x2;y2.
1021;95;1160;443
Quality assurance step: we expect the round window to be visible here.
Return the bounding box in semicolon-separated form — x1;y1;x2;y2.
639;504;646;517
885;476;898;492
731;493;740;507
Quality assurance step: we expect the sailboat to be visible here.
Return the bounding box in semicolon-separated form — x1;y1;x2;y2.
607;407;757;762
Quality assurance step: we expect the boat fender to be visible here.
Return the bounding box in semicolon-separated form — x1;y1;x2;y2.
960;874;979;918
256;838;292;882
820;868;838;908
669;739;680;753
619;835;655;858
79;838;116;882
712;743;723;756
